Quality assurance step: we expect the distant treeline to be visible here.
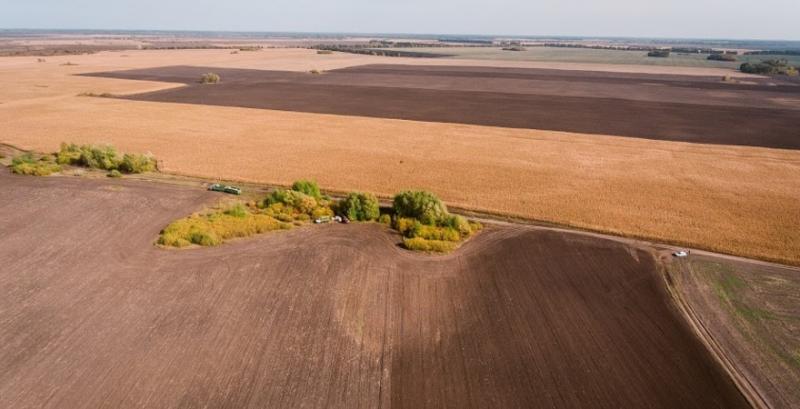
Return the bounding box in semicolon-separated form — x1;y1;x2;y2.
744;50;800;56
311;45;451;58
540;43;719;54
438;38;494;45
141;45;263;51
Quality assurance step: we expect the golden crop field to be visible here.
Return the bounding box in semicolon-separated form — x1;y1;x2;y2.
2;49;798;265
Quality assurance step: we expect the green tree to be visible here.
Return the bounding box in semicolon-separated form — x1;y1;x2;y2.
339;192;380;221
291;180;322;199
392;191;448;225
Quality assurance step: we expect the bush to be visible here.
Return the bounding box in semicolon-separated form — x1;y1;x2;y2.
57;143;119;170
411;224;461;241
312;206;334;219
224;203;248;218
291;179;322;199
339;192;380;221
118;153;156;173
379;214;391;225
107;169;122;178
317;50;333;55
392;191;449;225
10;153;61;176
402;237;458;253
440;214;475;236
309;69;321;74
263;189;319;215
56;143;156;174
200;72;220;84
393;217;419;236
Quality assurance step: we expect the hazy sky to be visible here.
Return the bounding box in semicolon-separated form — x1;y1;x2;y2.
2;0;799;40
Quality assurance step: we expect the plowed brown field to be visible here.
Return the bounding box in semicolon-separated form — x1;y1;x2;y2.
0;170;749;409
90;64;800;149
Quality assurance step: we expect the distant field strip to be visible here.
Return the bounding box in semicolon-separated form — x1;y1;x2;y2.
86;64;800;149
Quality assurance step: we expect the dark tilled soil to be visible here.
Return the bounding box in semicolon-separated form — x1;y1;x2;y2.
0;171;750;409
85;64;800;150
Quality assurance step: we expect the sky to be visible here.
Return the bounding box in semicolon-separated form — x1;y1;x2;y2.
1;0;799;40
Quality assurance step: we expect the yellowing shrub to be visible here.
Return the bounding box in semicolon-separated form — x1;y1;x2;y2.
158;205;291;247
402;237;459;253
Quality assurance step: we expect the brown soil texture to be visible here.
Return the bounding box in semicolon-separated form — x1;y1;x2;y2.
0;170;749;409
86;64;800;149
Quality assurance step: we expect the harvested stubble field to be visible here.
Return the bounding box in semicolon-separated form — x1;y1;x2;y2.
0;170;749;409
1;49;799;265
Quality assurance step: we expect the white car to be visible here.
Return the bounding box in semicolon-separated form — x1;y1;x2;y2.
673;251;689;258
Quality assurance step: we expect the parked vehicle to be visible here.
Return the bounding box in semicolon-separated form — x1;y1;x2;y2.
315;216;332;224
673;250;689;258
332;216;343;223
208;183;242;195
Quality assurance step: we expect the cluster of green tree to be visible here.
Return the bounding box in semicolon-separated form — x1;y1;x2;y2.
390;191;482;252
9;143;157;177
740;59;799;76
56;143;157;174
160;178;481;252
